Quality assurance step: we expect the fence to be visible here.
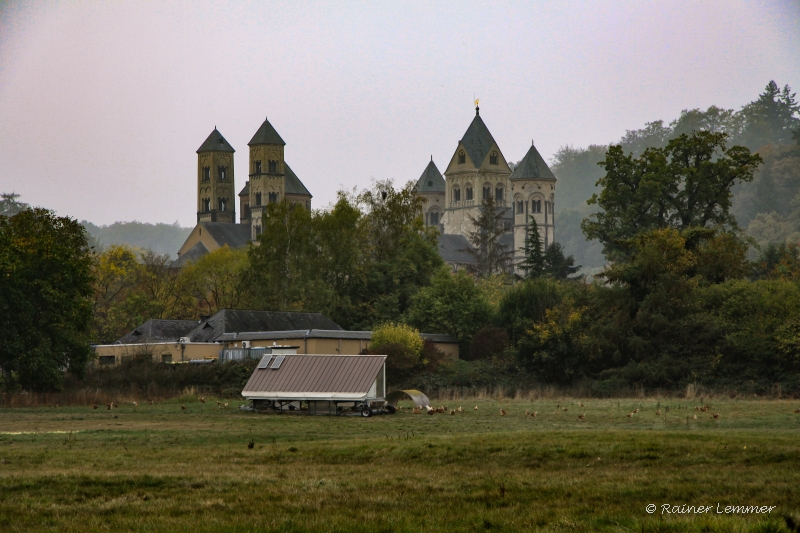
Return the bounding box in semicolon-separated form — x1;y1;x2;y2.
219;347;271;363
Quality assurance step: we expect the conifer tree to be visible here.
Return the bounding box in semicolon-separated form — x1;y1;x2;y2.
519;216;545;278
466;196;512;277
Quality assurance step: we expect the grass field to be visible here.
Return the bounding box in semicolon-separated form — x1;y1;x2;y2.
1;395;799;532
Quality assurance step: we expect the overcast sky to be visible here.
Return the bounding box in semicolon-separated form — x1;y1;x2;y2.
1;0;798;227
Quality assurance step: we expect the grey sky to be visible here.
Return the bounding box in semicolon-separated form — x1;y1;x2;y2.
1;0;798;227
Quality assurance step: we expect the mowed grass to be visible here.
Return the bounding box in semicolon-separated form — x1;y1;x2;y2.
1;397;799;532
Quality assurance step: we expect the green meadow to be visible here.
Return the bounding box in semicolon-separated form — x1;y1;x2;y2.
1;396;799;532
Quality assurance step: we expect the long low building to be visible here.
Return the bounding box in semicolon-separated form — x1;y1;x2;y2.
217;329;459;359
93;309;459;364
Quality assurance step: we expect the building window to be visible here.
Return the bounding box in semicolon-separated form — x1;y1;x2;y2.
218;166;227;180
161;354;172;363
255;192;262;206
202;198;210;211
466;187;473;201
427;180;433;187
306;201;311;210
99;355;116;365
495;187;503;202
254;160;262;174
517;200;524;214
482;186;491;199
490;152;498;165
453;187;461;202
430;211;439;225
268;160;278;173
219;198;227;211
255;225;262;236
458;151;466;164
532;199;542;213
202;167;210;181
268;192;279;203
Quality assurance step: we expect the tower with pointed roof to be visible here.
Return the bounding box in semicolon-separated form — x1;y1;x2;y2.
242;117;312;240
441;105;513;237
414;158;446;230
510;141;556;264
196;128;236;224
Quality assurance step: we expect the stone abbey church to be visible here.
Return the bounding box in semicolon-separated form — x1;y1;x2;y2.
175;108;555;270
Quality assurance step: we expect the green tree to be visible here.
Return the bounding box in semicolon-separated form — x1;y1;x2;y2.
183;245;249;315
497;277;562;342
0;192;28;217
0;208;93;390
90;245;143;342
582;131;762;261
404;268;492;354
542;242;581;280
518;216;545;278
466;196;511;277
739;81;800;149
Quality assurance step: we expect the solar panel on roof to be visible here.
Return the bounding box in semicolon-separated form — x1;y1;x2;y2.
270;355;286;369
257;355;273;369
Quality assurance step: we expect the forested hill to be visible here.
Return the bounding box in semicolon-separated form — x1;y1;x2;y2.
548;80;800;273
81;221;192;256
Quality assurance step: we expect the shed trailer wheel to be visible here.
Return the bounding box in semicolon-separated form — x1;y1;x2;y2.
361;407;372;417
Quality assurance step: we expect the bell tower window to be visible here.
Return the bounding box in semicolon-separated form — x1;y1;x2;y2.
458;151;466;165
202;198;210;212
255;192;262;206
254;161;262;174
268;192;279;203
268;160;278;173
490;152;498;165
202;167;210;181
218;166;227;180
218;198;227;211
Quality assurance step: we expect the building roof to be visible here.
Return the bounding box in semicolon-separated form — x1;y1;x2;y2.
218;329;458;344
510;143;556;181
460;108;499;168
437;234;475;264
415;160;445;193
116;319;199;344
242;354;386;400
200;222;251;250
188;309;343;343
197;128;235;153
284;163;312;197
172;241;209;267
249;117;286;146
239;181;250;197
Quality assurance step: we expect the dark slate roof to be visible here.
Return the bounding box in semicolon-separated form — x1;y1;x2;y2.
249;117;286;146
239;181;250;197
460;110;498;168
284;163;312;196
197;128;235;153
438;234;475;264
510;143;556;181
117;319;199;344
415;160;445;193
188;309;343;343
172;241;209;267
219;329;458;344
201;223;251;250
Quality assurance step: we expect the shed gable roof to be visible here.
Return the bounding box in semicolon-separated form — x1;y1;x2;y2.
242;355;386;396
188;309;343;343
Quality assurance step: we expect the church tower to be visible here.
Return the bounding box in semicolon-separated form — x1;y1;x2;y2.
246;117;286;240
441;106;513;237
510;141;557;266
196;128;236;224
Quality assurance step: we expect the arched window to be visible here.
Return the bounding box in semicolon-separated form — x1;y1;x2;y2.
255;192;262;206
218;166;227;180
254;161;262;174
202;198;210;212
516;199;524;214
489;151;498;165
429;209;440;226
218;198;227;211
466;186;473;201
495;186;504;202
532;199;542;213
453;187;461;202
268;160;278;173
458;151;466;164
482;185;492;199
202;167;210;181
268;192;279;203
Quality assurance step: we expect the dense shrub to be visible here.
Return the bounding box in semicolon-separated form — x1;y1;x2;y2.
467;327;508;361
